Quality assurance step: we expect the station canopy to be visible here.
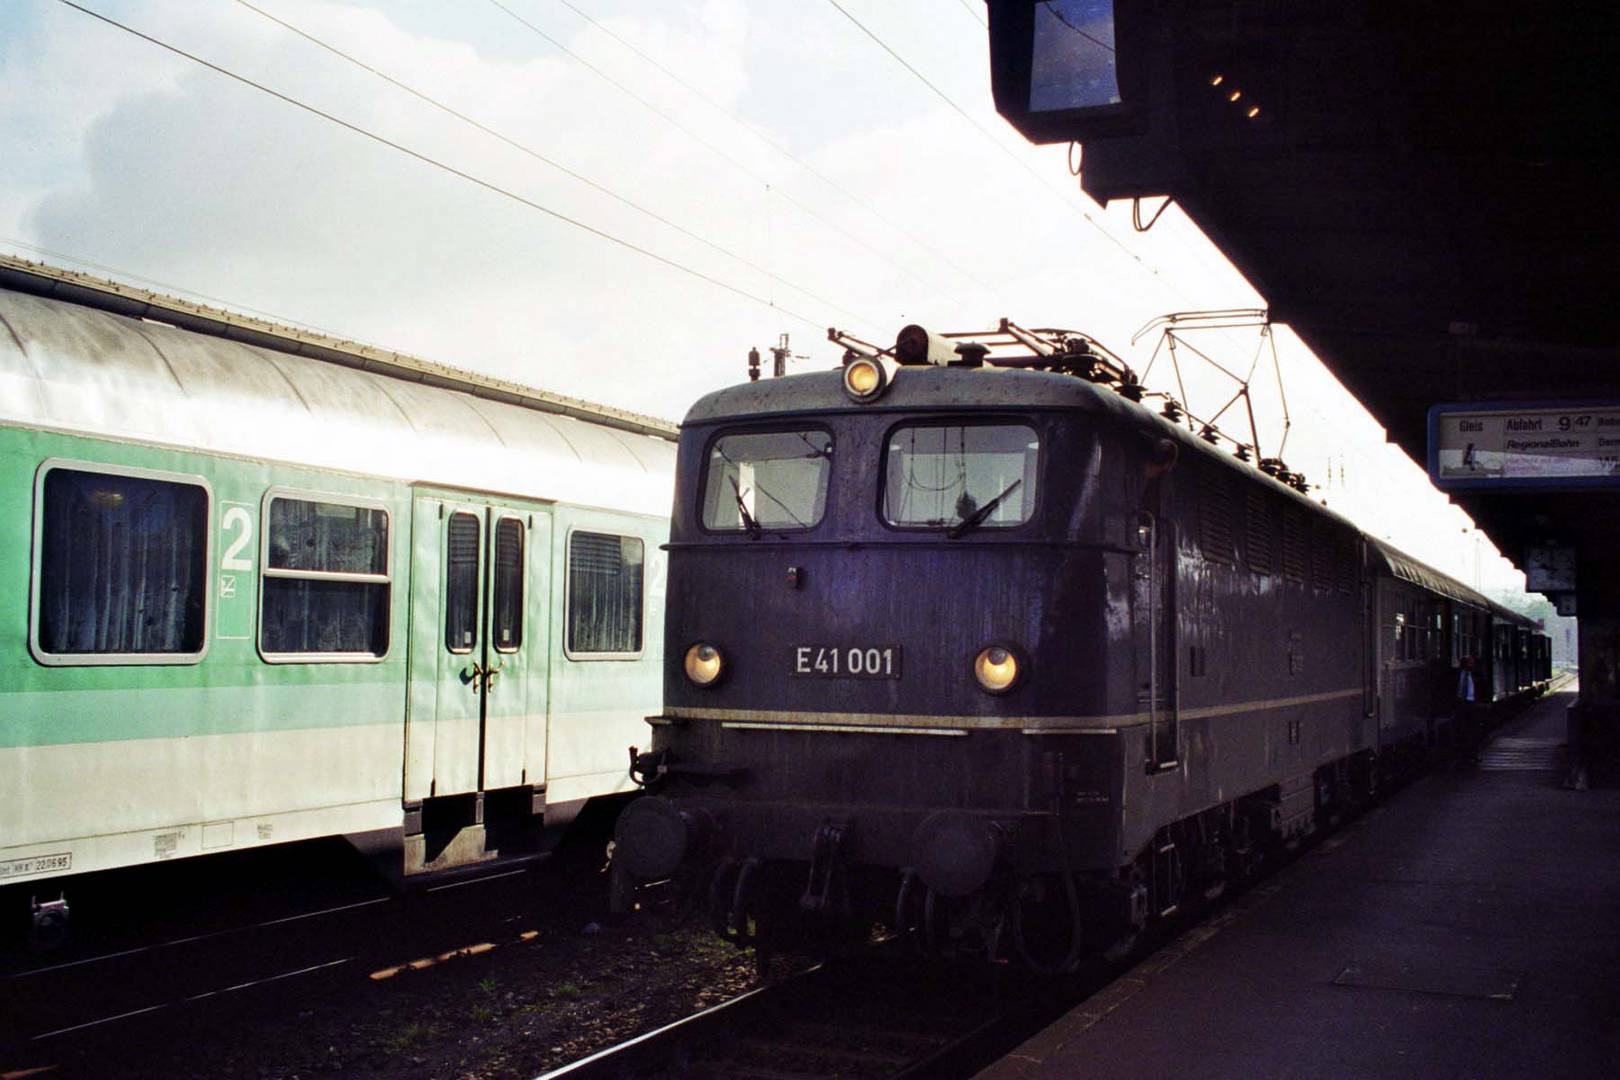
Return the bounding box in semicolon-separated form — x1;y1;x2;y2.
986;0;1620;614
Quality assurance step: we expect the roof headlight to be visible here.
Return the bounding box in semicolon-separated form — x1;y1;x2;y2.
973;645;1020;694
684;642;724;687
842;357;888;402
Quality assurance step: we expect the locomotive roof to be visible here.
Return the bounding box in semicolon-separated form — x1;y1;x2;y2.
690;366;1538;628
686;364;1352;519
684;364;1139;424
0;283;675;517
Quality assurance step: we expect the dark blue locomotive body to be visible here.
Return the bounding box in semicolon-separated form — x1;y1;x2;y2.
615;349;1547;965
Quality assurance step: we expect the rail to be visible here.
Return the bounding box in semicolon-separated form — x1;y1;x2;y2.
537;947;1058;1080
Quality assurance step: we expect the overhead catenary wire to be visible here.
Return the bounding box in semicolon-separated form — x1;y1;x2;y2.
53;0;829;333
1045;2;1115;54
821;0;1149;270
543;0;994;294
823;0;1264;362
955;0;989;29
230;0;883;334
867;0;1287;461
482;0;963;301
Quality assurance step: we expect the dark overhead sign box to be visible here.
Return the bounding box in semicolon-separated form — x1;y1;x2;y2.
990;0;1144;143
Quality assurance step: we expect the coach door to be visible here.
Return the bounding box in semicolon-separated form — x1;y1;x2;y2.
1376;582;1399;733
1362;569;1378;726
1133;510;1179;770
405;493;552;803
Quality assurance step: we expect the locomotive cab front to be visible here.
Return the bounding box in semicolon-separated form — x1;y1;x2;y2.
615;358;1163;964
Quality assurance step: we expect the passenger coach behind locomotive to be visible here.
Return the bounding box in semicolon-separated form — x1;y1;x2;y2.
613;320;1546;967
0;258;674;949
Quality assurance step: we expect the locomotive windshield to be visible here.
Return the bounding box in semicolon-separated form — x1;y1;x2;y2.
883;422;1039;531
702;428;833;532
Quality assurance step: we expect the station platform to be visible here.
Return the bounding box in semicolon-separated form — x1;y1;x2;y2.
981;689;1620;1080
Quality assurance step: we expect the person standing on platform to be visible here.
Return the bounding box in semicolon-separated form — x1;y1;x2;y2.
1456;655;1480;763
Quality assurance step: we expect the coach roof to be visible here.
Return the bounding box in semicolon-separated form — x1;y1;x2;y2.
0;286;675;517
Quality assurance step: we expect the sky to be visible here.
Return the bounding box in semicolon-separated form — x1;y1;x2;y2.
0;0;1530;593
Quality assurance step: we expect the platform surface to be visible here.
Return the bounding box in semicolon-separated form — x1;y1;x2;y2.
981;689;1620;1080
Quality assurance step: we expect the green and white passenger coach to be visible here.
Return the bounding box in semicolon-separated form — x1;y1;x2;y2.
0;257;676;937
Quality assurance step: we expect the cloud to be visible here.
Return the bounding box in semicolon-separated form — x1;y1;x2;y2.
0;1;1521;590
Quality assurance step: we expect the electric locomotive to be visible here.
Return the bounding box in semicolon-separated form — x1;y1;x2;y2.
613;320;1546;969
615;321;1367;966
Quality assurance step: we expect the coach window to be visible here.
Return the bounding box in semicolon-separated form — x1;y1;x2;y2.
32;462;210;665
260;493;390;661
883;422;1039;530
702;429;832;532
444;512;481;653
491;517;524;652
566;531;644;658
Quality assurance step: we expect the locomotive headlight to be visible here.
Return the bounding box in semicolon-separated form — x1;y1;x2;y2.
684;642;724;686
842;357;887;402
973;645;1021;694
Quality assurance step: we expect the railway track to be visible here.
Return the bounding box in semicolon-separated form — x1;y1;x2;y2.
540;819;1373;1080
0;851;552;1064
541;685;1569;1080
540;947;1086;1080
3;689;1561;1075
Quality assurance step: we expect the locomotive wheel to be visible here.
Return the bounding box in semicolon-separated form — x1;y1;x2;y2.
923;886;945;956
639;867;704;934
729;857;771;948
1101;927;1138;964
1232;841;1261;886
1100;866;1145;964
921;887;981;959
1010;873;1083;974
729;858;775;976
707;858;741;939
893;869;928;954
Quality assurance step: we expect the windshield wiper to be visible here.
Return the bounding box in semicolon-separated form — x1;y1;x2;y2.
946;479;1022;540
730;478;762;538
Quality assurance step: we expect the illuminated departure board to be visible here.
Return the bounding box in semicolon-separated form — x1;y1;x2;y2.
1430;402;1620;489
